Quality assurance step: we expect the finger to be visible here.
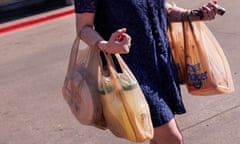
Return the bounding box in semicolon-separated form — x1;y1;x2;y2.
201;5;211;19
211;0;218;4
207;1;218;14
110;28;127;42
208;1;217;6
202;5;211;12
121;33;132;43
207;2;218;18
114;28;127;37
114;33;131;48
123;42;131;53
117;36;131;54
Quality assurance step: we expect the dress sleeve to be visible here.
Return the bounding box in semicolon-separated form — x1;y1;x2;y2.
74;0;98;13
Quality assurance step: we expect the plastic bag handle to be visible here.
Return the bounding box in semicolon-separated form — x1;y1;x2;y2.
65;34;95;79
102;53;122;91
65;36;81;78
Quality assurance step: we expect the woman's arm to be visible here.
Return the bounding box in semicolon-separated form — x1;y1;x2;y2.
75;13;131;54
165;2;187;22
75;13;103;49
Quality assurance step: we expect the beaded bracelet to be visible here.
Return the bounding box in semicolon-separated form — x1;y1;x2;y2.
182;9;204;21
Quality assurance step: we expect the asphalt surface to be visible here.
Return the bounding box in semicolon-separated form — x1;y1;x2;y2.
0;1;67;23
0;0;239;144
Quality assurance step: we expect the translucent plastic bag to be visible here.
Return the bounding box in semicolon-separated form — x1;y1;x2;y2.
183;20;234;95
168;20;235;96
99;53;154;142
62;36;106;129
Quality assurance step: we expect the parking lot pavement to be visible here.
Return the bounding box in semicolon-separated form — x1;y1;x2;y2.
0;6;74;34
0;1;239;144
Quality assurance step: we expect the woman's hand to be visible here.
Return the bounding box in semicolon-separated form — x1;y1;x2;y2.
166;0;223;22
198;0;219;20
97;28;132;54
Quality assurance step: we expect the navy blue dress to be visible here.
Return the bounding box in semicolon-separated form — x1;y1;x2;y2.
74;0;186;127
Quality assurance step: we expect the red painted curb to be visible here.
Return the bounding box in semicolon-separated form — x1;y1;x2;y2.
0;8;74;34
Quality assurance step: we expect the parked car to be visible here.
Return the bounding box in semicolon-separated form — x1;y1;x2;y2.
0;0;73;12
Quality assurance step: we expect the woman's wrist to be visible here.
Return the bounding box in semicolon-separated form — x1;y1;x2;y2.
95;40;108;52
181;10;203;21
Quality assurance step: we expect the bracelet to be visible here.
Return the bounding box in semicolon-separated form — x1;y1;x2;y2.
190;9;204;20
182;9;204;21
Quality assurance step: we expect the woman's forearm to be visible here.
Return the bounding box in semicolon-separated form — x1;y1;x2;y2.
166;3;186;22
79;25;105;49
75;13;106;50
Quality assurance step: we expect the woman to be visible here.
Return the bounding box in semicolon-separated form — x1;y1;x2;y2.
73;0;218;143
